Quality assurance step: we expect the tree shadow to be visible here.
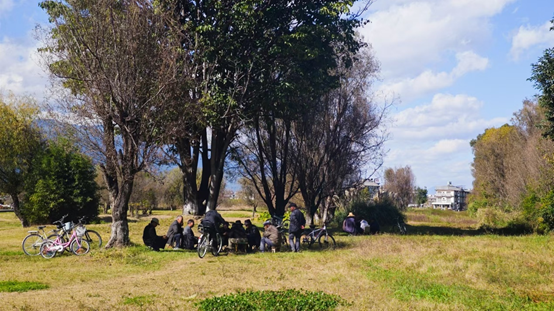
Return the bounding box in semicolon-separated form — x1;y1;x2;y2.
400;224;533;236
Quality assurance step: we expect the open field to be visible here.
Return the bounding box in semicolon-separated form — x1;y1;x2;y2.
1;209;554;310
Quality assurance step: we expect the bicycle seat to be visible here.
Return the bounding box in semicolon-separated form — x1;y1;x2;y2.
309;225;316;229
38;226;46;230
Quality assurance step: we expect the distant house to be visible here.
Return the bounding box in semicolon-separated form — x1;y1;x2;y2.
363;179;381;198
432;182;470;211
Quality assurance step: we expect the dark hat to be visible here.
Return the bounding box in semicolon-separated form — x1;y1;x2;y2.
288;202;297;208
234;220;243;225
244;219;252;225
151;218;160;225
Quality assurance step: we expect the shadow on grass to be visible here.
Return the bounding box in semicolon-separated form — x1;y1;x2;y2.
389;224;533;237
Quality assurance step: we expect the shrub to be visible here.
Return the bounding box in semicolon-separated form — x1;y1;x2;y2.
334;197;404;228
522;190;554;234
196;289;348;311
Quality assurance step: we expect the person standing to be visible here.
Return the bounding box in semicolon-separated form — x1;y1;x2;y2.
260;220;279;252
288;203;305;252
167;215;184;250
142;218;167;251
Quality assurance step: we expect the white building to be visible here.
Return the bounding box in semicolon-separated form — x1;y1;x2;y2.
432;182;470;211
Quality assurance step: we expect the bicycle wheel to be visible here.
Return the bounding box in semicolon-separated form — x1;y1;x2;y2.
307;235;317;249
197;234;209;258
40;241;57;259
211;233;222;256
279;232;289;251
22;234;45;256
83;230;102;250
47;233;66;254
70;239;90;255
399;224;407;235
317;234;336;250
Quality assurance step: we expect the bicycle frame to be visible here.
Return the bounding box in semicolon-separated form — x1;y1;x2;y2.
306;224;330;243
45;228;84;253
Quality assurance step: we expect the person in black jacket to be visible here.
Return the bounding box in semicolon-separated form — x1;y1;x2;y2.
244;219;261;252
166;215;184;249
203;210;226;234
288;203;305;252
142;218;167;251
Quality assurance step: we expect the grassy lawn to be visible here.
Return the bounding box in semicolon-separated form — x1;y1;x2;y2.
1;209;553;310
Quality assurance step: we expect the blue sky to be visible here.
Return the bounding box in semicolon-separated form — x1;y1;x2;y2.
1;0;553;193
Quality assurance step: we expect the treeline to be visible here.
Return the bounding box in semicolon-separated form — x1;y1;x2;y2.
25;0;387;247
470;100;554;232
470;16;554;233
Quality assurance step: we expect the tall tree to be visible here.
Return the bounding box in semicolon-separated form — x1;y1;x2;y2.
0;93;43;227
294;48;387;224
39;0;193;247
164;0;365;216
383;166;415;211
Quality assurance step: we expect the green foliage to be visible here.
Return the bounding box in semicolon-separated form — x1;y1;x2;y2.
123;294;157;306
257;211;290;222
23;140;99;224
335;197;404;227
196;289;348;311
0;281;49;292
521;190;554;234
415;187;428;205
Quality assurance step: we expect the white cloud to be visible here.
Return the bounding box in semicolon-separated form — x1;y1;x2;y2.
510;21;554;60
0;36;48;100
379;51;489;102
360;0;515;79
0;0;14;14
392;93;507;141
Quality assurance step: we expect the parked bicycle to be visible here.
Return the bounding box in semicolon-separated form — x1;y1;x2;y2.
397;217;407;235
22;225;59;256
39;220;90;259
48;215;102;252
197;222;223;258
301;223;336;250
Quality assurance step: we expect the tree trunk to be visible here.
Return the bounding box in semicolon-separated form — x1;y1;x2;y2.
11;193;28;227
105;179;134;248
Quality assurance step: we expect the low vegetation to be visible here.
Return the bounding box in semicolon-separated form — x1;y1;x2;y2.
1;209;553;310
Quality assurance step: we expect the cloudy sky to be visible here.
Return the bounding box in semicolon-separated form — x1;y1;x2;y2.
358;0;553;192
0;0;553;192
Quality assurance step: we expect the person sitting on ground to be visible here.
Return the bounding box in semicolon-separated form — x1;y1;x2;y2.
183;219;197;250
244;219;261;252
166;215;184;250
229;220;248;252
342;212;358;235
142;218;168;251
260;220;279;252
229;220;247;239
360;219;370;235
220;221;230;247
369;219;380;235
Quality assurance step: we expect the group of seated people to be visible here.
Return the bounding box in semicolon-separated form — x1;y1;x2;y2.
142;210;280;253
142;216;197;251
342;212;380;235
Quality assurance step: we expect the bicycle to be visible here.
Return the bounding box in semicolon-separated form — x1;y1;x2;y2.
301;223;336;250
197;222;223;258
39;223;90;259
22;225;59;256
397;217;407;235
48;215;102;252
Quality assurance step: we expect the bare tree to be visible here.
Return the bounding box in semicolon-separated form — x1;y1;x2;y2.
383;166;415;211
293;48;388;224
39;0;193;247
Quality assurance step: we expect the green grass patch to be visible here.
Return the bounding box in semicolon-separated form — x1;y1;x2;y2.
123;294;157;306
0;281;49;292
196;289;348;311
365;259;554;310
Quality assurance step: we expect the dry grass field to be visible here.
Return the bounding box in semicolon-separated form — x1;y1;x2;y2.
1;208;553;310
